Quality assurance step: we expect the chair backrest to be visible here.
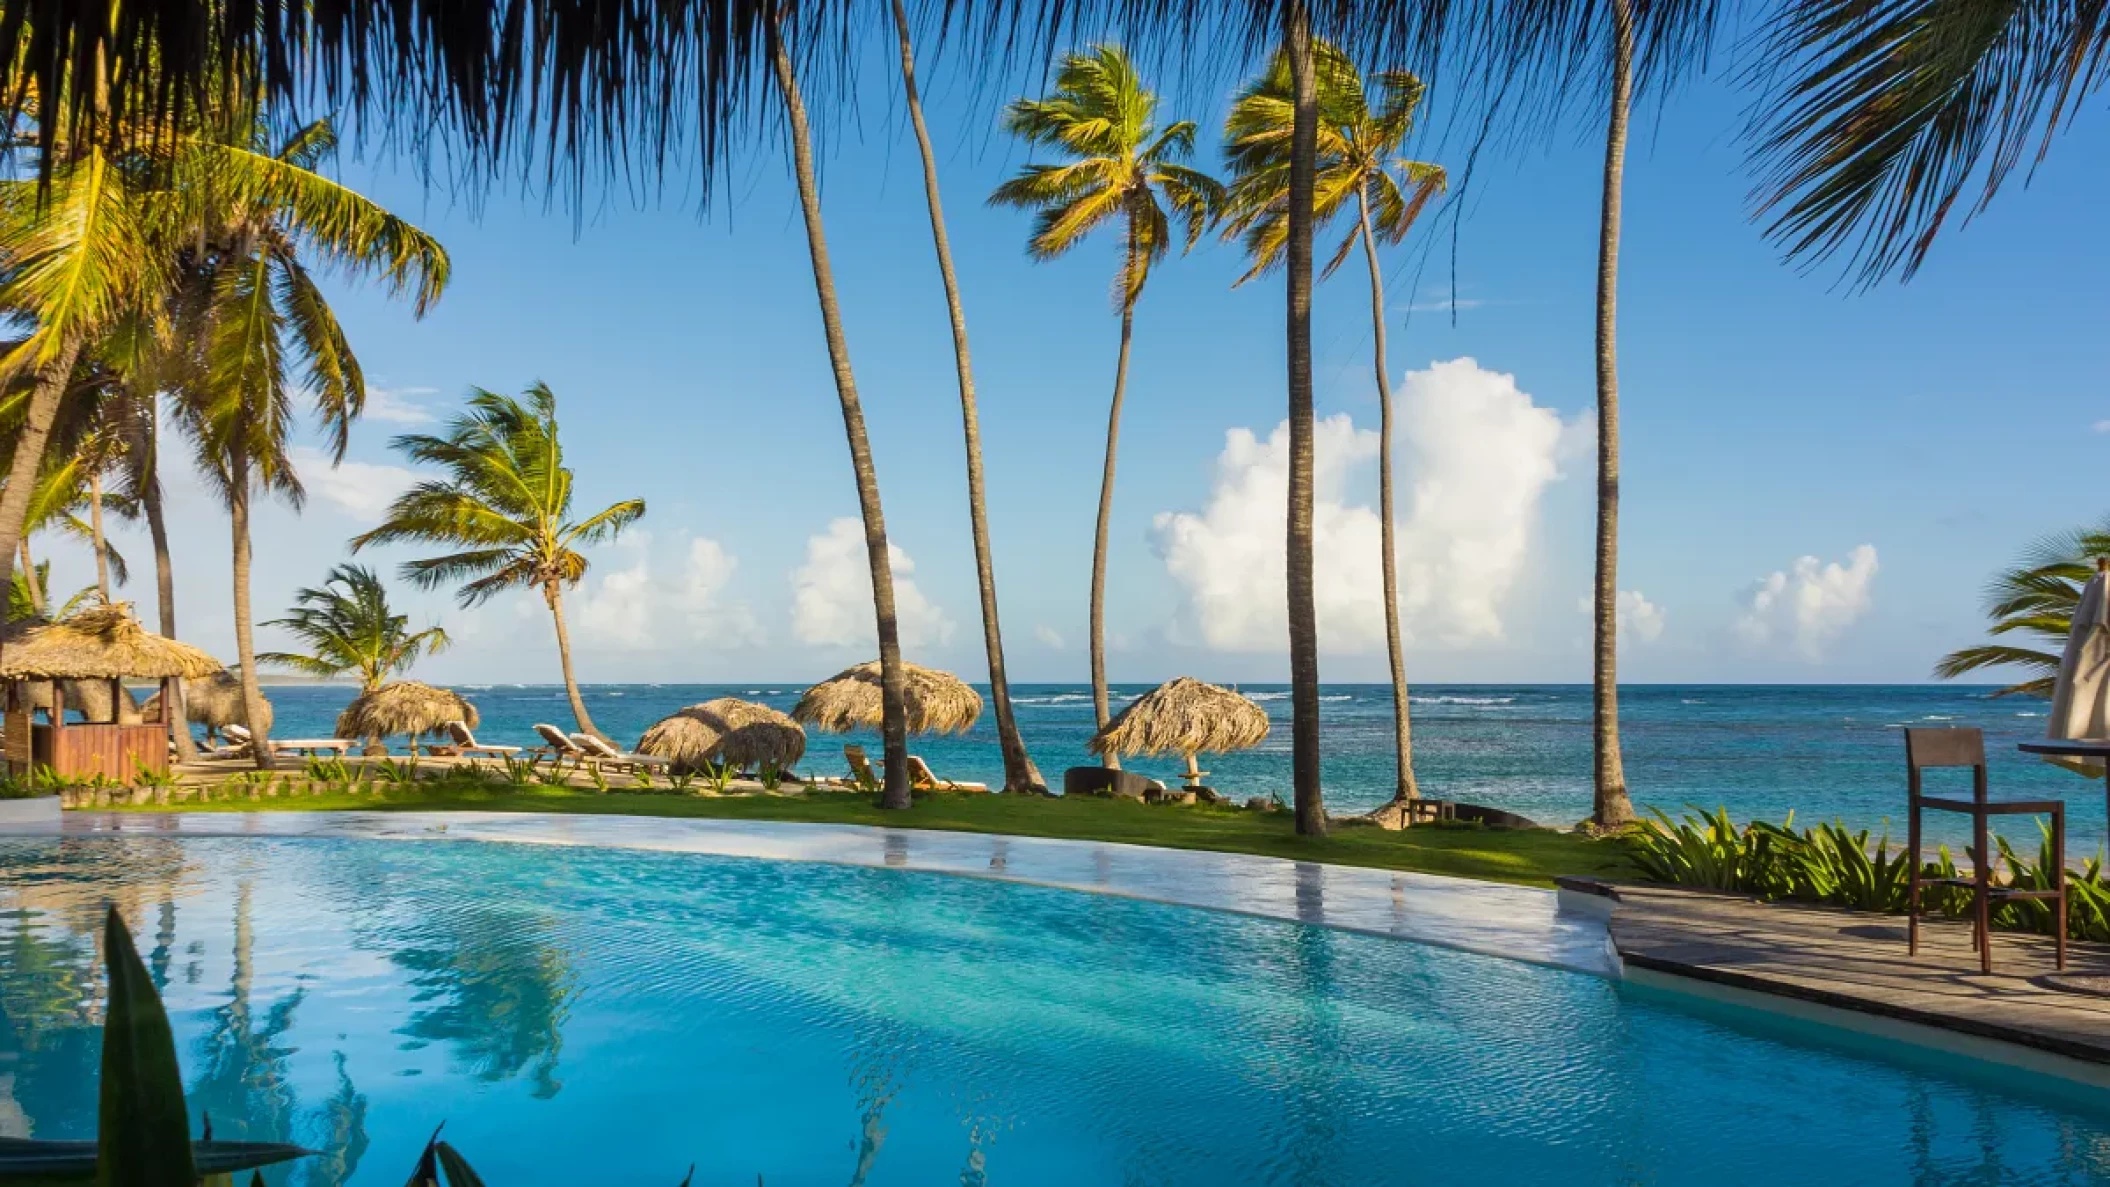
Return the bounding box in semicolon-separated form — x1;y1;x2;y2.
843;744;879;789
905;755;939;787
224;723;252;742
445;720;474;746
534;723;576;752
1904;726;1988;801
572;732;620;758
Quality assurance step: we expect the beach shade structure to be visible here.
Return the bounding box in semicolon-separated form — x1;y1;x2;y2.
0;603;225;782
637;698;807;774
141;670;274;742
792;661;983;736
19;678;142;724
1088;677;1270;789
2046;558;2110;777
334;680;481;755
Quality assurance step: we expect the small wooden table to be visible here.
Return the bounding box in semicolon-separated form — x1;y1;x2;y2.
2017;739;2110;820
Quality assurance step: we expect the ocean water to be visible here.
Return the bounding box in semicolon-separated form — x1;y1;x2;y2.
4;835;2108;1185
250;682;2107;849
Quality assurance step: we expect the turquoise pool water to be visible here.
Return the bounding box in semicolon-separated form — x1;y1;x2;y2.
3;835;2108;1185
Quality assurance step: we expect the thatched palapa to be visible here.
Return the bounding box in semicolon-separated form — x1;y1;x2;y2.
636;698;806;772
792;660;982;736
1089;677;1270;761
20;679;143;724
142;671;274;735
0;604;224;680
335;680;480;743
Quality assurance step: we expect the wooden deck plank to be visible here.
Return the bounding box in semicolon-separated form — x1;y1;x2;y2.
1608;884;2110;1064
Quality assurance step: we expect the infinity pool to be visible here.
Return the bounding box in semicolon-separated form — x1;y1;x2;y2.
2;835;2108;1185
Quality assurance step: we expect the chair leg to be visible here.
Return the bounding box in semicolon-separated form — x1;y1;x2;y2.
1975;812;1993;976
1908;804;1921;957
2055;808;2069;972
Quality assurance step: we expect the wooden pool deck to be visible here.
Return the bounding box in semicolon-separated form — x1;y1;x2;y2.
1589;881;2110;1068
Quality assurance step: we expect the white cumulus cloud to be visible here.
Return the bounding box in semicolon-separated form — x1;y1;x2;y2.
575;533;762;650
1581;589;1668;646
1152;357;1586;652
287;448;413;522
364;385;439;424
790;518;954;650
1734;545;1879;657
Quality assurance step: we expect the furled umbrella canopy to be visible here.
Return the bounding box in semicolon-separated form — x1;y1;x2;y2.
636;698;807;773
335;680;480;746
142;671;274;737
0;604;225;681
1089;677;1270;786
792;661;982;736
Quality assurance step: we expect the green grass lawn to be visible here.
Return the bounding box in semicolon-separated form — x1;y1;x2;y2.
102;783;1636;888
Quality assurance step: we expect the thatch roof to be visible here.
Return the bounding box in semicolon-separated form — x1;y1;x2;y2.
636;698;806;771
141;671;274;732
1088;677;1270;759
335;680;480;740
0;604;224;680
792;660;982;736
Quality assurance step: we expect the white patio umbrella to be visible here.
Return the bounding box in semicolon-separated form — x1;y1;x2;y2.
2046;559;2110;775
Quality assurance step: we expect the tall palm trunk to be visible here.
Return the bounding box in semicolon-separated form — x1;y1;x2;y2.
1285;2;1326;837
17;540;41;614
0;340;84;598
1592;0;1637;828
228;445;273;770
889;0;1044;794
88;469;111;602
544;577;603;740
139;425;196;760
770;23;913;810
1358;184;1418;806
1090;229;1141;770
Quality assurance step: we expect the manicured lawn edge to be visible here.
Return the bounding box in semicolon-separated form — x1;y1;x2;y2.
91;785;1637;888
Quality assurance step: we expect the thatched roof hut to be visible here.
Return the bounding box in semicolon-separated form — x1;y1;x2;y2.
141;671;274;734
20;679;143;724
335;680;479;742
0;604;224;680
1089;677;1269;774
792;660;982;736
636;698;806;772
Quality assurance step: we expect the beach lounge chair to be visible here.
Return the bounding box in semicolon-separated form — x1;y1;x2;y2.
903;755;988;793
436;720;522;760
570;732;672;775
843;744;882;791
530;724;587;768
269;738;354;758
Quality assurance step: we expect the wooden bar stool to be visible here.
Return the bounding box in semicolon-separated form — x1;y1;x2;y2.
1906;727;2066;974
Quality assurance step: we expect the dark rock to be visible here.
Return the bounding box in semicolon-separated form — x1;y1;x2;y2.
1063;766;1160;801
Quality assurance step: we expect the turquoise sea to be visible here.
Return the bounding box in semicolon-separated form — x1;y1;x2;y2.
252;682;2105;850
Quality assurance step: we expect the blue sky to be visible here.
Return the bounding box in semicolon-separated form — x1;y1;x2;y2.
51;32;2110;686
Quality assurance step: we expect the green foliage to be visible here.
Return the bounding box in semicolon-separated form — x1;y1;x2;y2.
586;765;610;795
1932;518;2110;698
631;766;655;792
666;768;698;795
496;755;542;787
303;755;353;783
260;564;450;690
128;763;178;790
1635;808;2110;940
759;761;783;793
374;758;416;786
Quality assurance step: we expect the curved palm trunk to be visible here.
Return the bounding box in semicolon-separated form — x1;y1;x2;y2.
1285;3;1326;837
1592;0;1638;828
228;445;274;771
1091;233;1141;770
1358;186;1419;806
88;469;111;603
543;579;603;740
890;0;1044;794
140;429;196;761
17;540;41;615
0;340;85;600
771;26;913;810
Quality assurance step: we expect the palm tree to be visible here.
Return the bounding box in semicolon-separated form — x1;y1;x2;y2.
1935;521;2110;699
351;384;642;742
1755;0;2108;285
260;563;450;692
1282;1;1325;837
886;0;1044;795
1589;0;1639;829
171;112;448;769
768;16;915;810
1222;38;1445;811
990;44;1220;760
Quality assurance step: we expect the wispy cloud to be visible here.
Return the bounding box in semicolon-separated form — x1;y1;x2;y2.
287;447;413;521
1404;285;1490;314
364;385;440;425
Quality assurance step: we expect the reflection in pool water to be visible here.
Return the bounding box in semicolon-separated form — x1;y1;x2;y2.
2;836;2109;1185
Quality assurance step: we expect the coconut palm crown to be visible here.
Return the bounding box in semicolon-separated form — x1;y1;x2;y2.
1220;39;1445;285
260;563;450;692
351;383;643;740
1935;520;2110;699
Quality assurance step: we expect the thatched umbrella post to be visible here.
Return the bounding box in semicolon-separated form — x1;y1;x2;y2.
1089;677;1270;794
793;661;981;788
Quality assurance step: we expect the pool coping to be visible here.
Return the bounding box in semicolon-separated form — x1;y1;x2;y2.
13;810;1622;978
